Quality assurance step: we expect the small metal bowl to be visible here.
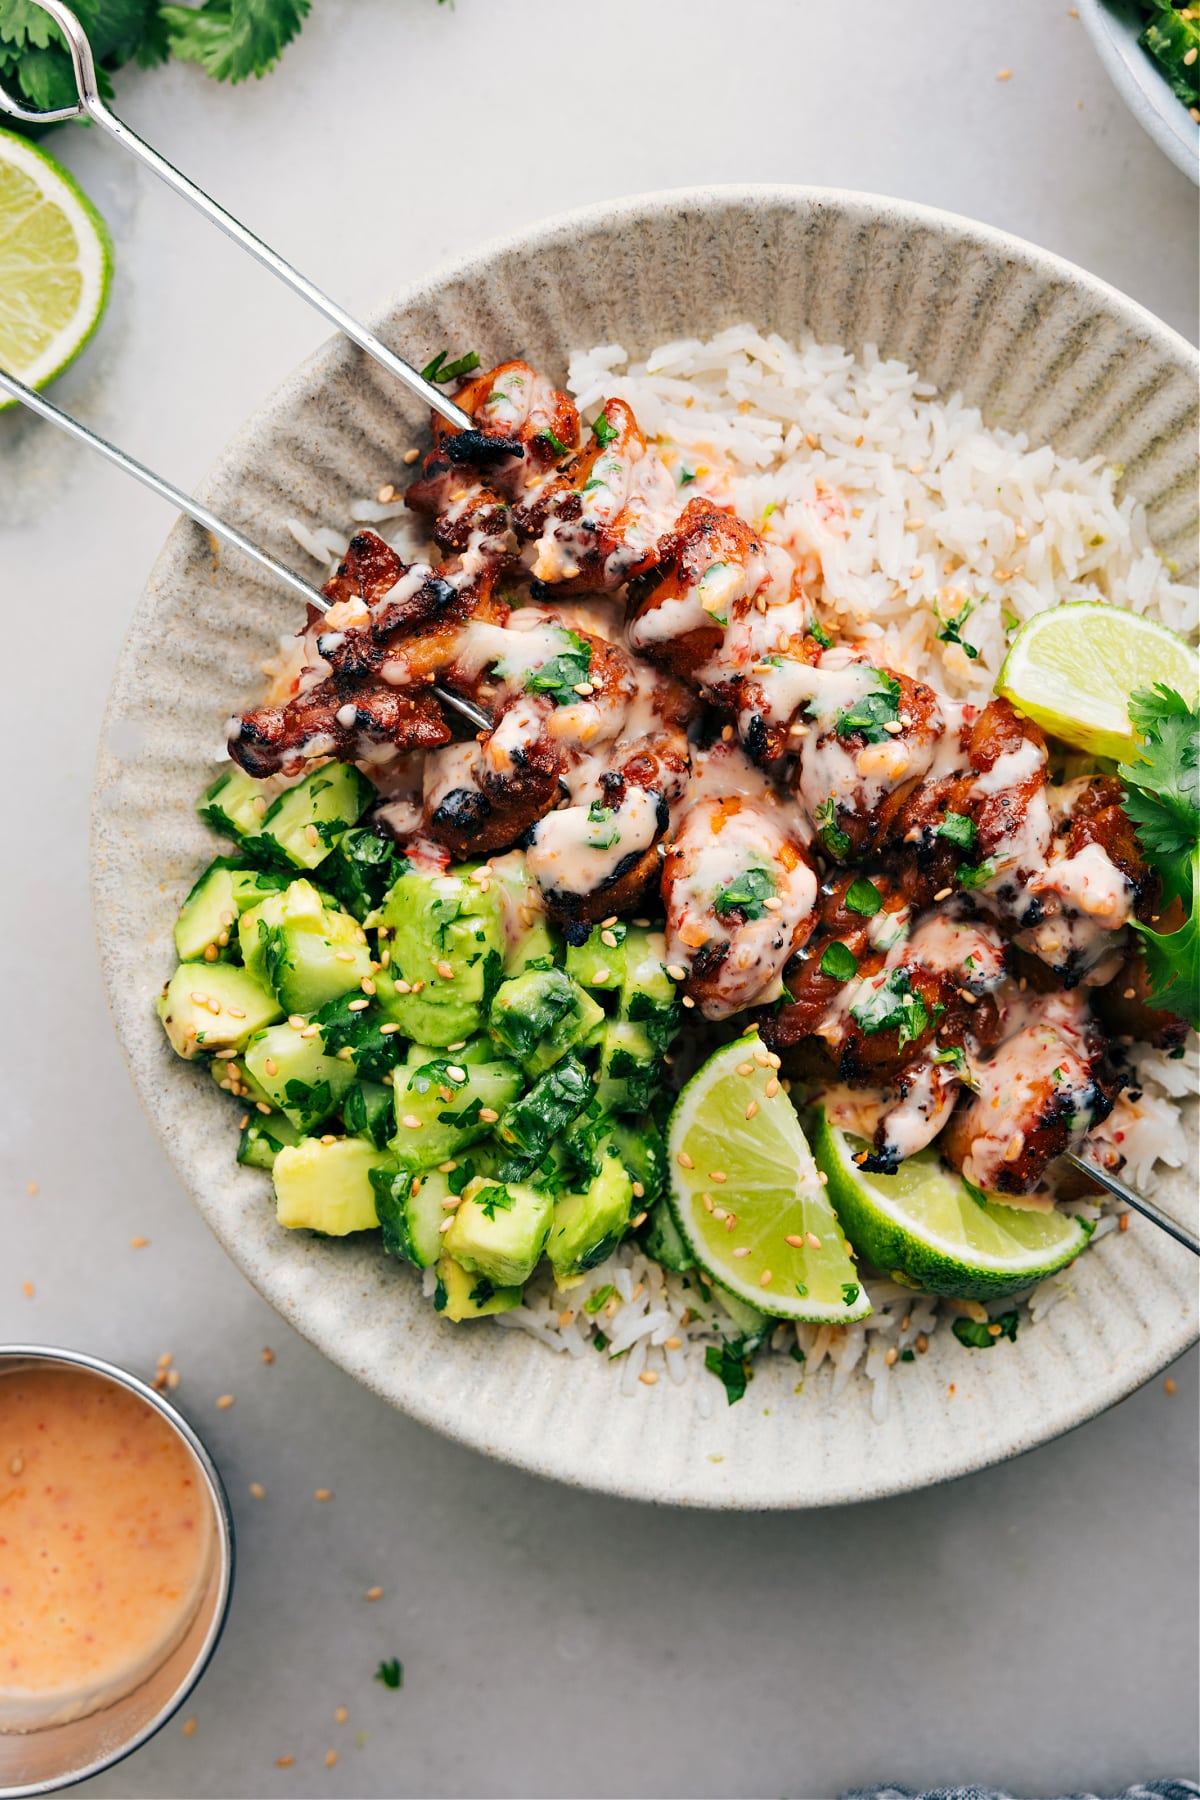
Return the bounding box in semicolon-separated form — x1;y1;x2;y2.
0;1346;235;1798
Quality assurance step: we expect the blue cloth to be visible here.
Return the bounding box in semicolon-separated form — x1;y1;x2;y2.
842;1785;1198;1800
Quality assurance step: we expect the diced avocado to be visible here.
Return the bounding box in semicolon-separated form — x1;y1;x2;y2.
243;1021;356;1132
158;962;282;1059
256;765;375;870
321;828;409;923
198;766;270;840
433;1254;522;1322
622;926;679;1026
372;865;506;1046
488;968;605;1075
547;1144;633;1282
237;1109;303;1170
239;879;372;1015
640;1196;693;1272
594;1018;658;1113
443;1177;554;1286
564;921;627;993
343;1079;395;1149
608;1115;667;1206
488;852;560;974
273;1136;390;1234
390;1052;522;1173
496;1054;593;1177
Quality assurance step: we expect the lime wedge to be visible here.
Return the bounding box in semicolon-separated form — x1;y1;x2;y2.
666;1035;871;1323
812;1108;1092;1301
0;128;112;407
997;601;1199;763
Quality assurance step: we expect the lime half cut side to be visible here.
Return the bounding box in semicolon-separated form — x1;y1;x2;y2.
997;600;1199;763
0;127;112;408
812;1109;1092;1302
666;1035;870;1324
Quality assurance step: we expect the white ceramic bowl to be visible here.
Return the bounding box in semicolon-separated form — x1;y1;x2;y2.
91;187;1199;1509
1079;0;1199;183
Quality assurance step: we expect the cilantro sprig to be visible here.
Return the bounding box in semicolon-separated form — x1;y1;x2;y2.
524;630;592;706
832;669;902;743
713;866;776;921
850;967;933;1049
1118;684;1200;1028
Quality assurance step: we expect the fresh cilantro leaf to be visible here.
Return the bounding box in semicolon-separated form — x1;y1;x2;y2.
933;1044;968;1076
938;811;978;851
314;995;401;1085
584;1283;616;1316
160;0;310;82
437;1095;484;1131
591;410;618;448
704;1341;751;1405
1119;686;1199;906
900;1347;915;1363
477;1184;514;1220
713;866;776;921
850;967;930;1048
814;797;851;861
585;801;621;850
820;941;858;982
406;1059;467;1096
537;427;570;457
679;467;697;485
845;876;881;917
957;856;1000;891
374;1658;403;1690
524;629;592;706
832;669;901;742
841;1282;861;1307
469;1276;496;1305
953;1311;1019;1350
789;1343;806;1364
933;597;979;659
808;616;833;650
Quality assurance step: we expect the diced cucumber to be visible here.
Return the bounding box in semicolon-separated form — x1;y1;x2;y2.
237;1109;303;1170
640;1196;693;1272
243;1021;356;1132
257;765;375;870
495;1054;593;1177
564;921;627;992
594;1018;658;1113
198;766;269;840
710;1284;776;1350
390;1053;522;1173
372;865;506;1046
608;1115;667;1206
158;962;282;1059
175;862;239;962
488;968;605;1075
433;1254;522;1322
444;1178;555;1286
489;852;560;974
622;926;678;1024
239;879;372;1014
273;1136;390;1234
343;1079;394;1149
210;1052;272;1109
321;827;409;923
547;1145;633;1283
370;1163;489;1268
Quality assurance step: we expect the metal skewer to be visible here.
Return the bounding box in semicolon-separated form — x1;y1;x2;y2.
1061;1150;1200;1256
0;0;472;433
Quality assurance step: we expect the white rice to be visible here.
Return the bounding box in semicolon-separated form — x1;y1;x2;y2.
327;324;1195;1415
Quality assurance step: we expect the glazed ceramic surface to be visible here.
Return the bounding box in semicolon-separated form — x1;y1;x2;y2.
1079;0;1200;184
91;187;1199;1508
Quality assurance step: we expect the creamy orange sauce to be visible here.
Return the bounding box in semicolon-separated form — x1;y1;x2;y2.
0;1366;216;1732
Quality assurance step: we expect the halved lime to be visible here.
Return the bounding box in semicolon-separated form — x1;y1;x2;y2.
997;601;1198;763
812;1109;1092;1301
666;1035;871;1323
0;128;112;408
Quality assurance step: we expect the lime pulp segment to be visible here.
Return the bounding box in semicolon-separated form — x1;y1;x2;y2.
666;1035;870;1324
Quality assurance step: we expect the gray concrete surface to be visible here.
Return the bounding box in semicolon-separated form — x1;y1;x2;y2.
2;2;1197;1794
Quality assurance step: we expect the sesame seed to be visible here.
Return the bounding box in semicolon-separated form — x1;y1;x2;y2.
665;1336;682;1351
817;1169;828;1185
401;1114;424;1130
1165;1377;1178;1395
762;896;783;911
182;1718;197;1738
249;1482;266;1499
905;518;926;532
436;961;454;980
305;823;320;847
380;1022;400;1035
288;1014;306;1030
333;949;355;964
933;887;953;902
314;1488;333;1502
336;1046;354;1061
1184;44;1197;63
805;1231;822;1249
712;1205;728;1221
320;1133;337;1146
632;1180;645;1198
478;1107;500;1123
885;1347;898;1366
785;1234;805;1248
639;1370;659;1386
702;1193;715;1212
203;944;219;963
681;995;696;1009
997;66;1012;79
264;1057;279;1077
760;1269;773;1287
733;1246;752;1258
216;1393;235;1409
677;1150;694;1169
275;1756;295;1769
366;1585;384;1601
130;1236;149;1249
745;1099;759;1120
300;1022;320;1037
377;483;396;503
667;964;688;981
764;1077;779;1098
600;929;618;949
325;1751;338;1769
335;1706;349;1726
724;1213;738;1233
347;998;370;1013
710;1170;727;1184
189;991;209;1007
916;1334;928;1353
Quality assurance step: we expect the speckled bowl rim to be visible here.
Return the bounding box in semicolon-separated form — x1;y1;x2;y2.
91;184;1199;1509
1078;0;1200;185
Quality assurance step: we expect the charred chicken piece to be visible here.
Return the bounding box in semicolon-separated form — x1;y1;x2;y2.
514;398;677;593
940;990;1122;1194
662;794;820;1020
1092;933;1191;1053
229;674;451;780
406;361;579;518
421;693;565;859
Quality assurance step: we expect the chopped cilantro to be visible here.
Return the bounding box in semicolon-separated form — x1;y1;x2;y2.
953;1311;1020;1350
933;1044;968;1076
477;1185;514;1221
900;1347;915;1363
845;876;882;917
374;1658;403;1690
789;1343;807;1364
585;801;621;850
537;427;570;457
469;1277;497;1305
406;1059;468;1096
523;630;592;706
820;941;858;982
833;669;901;742
841;1282;861;1307
957;856;1000;891
850;967;930;1048
814;798;851;861
937;811;978;851
584;1283;616;1315
713;866;777;921
705;1341;752;1405
591;411;619;448
808;616;833;650
1118;686;1200;1029
933;597;980;659
679;466;697;485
